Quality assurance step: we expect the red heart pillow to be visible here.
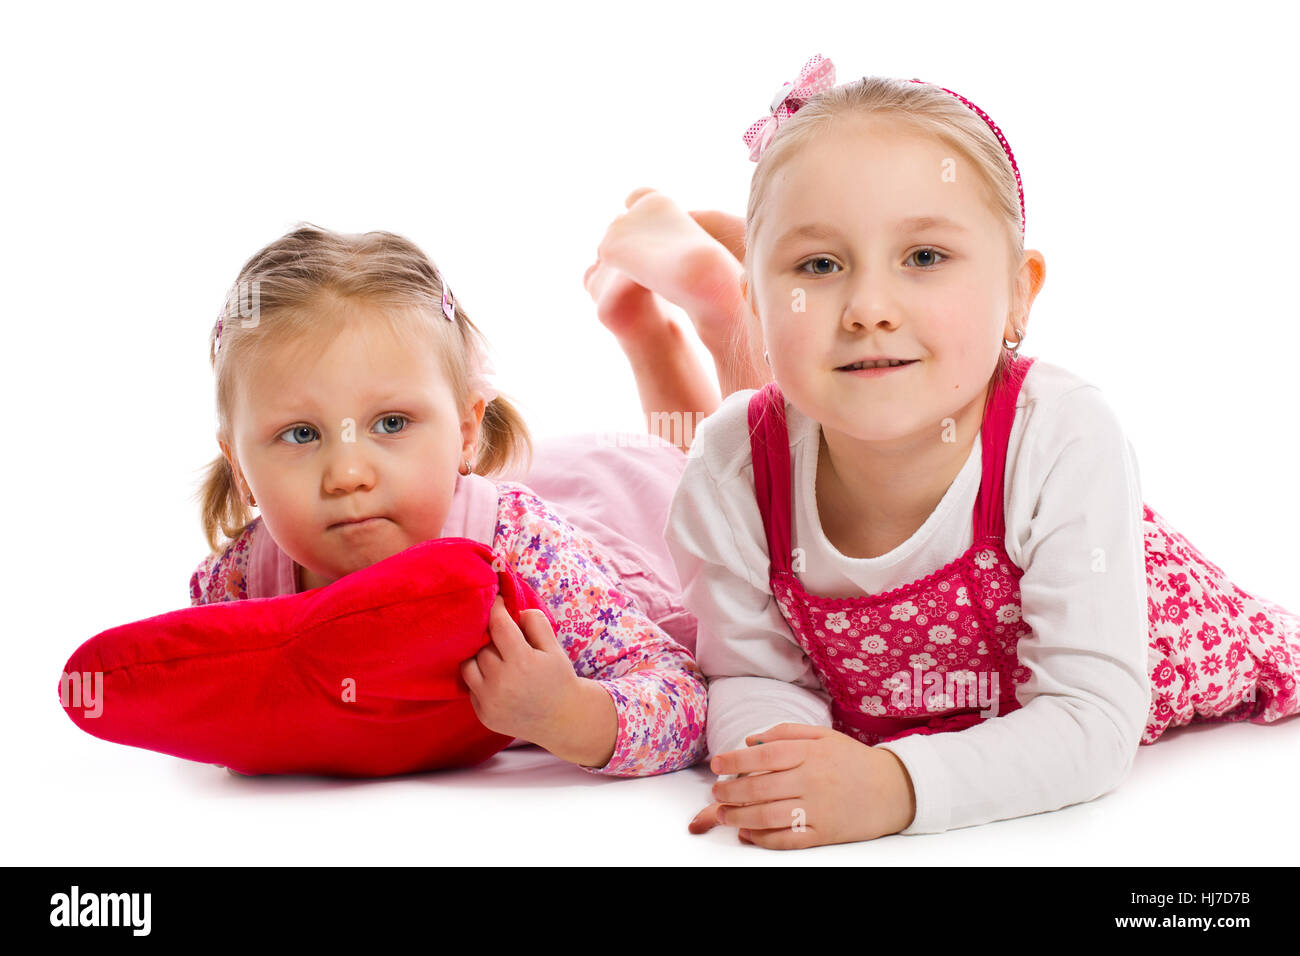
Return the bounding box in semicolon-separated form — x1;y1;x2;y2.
60;536;555;777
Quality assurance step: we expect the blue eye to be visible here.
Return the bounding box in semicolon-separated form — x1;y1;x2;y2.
374;414;408;435
276;414;408;445
278;425;318;445
909;248;946;268
798;257;840;275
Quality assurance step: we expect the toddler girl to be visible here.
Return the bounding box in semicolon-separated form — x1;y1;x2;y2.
586;56;1300;846
189;223;706;777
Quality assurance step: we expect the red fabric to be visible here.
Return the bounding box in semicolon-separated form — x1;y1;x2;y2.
60;536;557;777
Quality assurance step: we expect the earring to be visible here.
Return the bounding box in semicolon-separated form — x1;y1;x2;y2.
763;350;770;366
458;458;472;476
1003;327;1024;354
247;491;257;508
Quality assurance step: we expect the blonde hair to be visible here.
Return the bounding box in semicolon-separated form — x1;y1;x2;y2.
194;222;533;554
729;75;1026;395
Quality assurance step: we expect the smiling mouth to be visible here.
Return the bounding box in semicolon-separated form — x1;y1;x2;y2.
836;359;919;371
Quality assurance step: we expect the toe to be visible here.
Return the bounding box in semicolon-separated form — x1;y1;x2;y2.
624;186;658;208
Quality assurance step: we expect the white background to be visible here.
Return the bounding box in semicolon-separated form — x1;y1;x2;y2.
3;0;1298;865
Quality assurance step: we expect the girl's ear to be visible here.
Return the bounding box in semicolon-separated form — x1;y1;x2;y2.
741;275;763;324
460;396;486;459
218;437;251;499
1013;250;1047;330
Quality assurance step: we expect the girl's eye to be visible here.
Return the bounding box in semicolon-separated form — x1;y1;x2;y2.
278;425;318;445
798;257;840;275
373;414;408;435
909;248;946;268
275;415;407;445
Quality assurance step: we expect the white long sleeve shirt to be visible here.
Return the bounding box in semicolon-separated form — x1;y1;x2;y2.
664;358;1152;835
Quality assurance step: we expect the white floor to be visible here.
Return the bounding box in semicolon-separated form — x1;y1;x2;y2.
14;705;1300;865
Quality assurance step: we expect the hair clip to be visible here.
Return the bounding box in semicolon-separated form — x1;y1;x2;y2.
214;308;225;355
436;269;455;322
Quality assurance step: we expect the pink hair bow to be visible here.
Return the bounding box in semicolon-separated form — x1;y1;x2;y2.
742;54;837;162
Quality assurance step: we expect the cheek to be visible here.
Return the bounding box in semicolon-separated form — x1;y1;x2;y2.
761;291;815;352
918;292;994;352
940;273;1002;324
400;435;462;527
252;466;303;508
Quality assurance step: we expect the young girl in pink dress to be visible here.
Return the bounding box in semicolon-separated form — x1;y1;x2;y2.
584;55;1300;847
189;223;705;778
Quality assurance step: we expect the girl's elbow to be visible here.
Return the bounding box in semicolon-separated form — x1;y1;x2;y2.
1096;700;1145;796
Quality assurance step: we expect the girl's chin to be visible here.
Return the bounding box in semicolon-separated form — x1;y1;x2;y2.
325;542;409;581
819;404;925;443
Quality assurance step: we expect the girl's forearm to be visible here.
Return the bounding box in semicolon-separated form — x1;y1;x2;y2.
535;677;618;770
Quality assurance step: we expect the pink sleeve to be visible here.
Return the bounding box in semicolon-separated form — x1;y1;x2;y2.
493;484;708;777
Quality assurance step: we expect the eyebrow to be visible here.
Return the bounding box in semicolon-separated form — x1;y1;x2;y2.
896;215;969;233
773;215;969;245
258;392;425;418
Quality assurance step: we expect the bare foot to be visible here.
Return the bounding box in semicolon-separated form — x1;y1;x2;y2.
595;188;747;357
583;254;672;347
688;209;746;264
583;253;720;447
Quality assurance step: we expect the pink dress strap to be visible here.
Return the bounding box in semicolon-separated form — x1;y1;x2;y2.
974;355;1033;540
746;385;796;575
746;357;1032;567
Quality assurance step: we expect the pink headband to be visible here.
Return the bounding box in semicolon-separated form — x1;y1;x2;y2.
742;55;1025;235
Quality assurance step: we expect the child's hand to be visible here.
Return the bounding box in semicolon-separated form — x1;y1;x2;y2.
688;724;917;849
460;596;584;747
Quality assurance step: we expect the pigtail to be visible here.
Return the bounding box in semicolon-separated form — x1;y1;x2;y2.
474;393;534;479
195;453;254;555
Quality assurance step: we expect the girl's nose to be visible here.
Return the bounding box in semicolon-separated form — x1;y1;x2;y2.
841;273;900;333
322;444;377;494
